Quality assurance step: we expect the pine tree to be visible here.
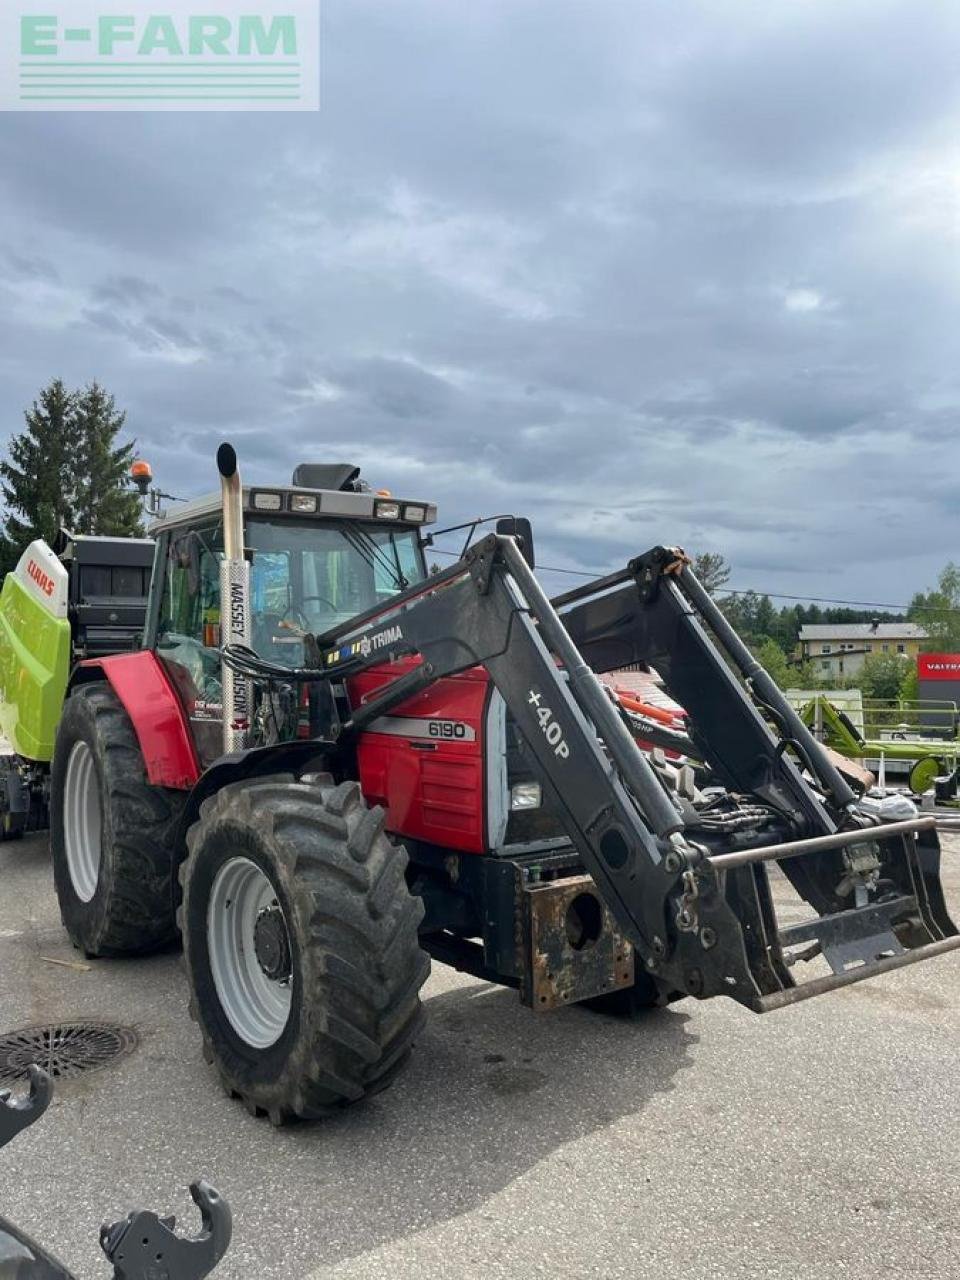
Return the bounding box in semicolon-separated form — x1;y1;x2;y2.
691;551;731;596
69;382;143;538
0;378;79;575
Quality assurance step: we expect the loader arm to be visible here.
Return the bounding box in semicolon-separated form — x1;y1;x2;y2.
311;535;959;1012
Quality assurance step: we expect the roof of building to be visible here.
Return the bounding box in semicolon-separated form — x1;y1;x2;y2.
799;622;927;641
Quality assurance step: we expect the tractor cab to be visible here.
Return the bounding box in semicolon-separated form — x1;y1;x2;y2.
144;465;436;764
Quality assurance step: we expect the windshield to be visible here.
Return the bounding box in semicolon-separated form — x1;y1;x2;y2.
247;518;423;635
157;517;425;671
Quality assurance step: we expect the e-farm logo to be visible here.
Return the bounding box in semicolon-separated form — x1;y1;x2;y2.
1;1;319;110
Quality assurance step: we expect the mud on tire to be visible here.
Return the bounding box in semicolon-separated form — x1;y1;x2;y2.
50;682;186;956
179;775;431;1124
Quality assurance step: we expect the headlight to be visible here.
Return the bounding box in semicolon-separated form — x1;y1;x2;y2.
376;501;401;519
510;781;542;810
251;490;282;511
289;493;318;513
404;504;427;523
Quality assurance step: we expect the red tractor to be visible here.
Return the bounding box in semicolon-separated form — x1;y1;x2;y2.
17;445;957;1123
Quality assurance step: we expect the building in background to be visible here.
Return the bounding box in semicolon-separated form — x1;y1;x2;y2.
796;621;927;679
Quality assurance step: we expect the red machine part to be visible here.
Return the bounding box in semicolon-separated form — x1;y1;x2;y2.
76;652;201;790
599;672;688;758
349;657;490;855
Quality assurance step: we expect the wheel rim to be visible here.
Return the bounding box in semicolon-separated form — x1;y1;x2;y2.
910;757;942;795
63;740;103;903
207;857;293;1049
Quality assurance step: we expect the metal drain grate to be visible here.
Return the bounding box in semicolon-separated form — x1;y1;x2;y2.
0;1022;139;1085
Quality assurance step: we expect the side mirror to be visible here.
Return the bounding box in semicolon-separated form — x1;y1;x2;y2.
496;517;536;570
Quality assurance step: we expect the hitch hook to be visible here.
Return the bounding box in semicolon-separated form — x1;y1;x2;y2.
101;1181;233;1280
0;1064;52;1151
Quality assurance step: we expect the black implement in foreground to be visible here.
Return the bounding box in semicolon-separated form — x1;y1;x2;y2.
297;537;957;1012
0;1067;232;1278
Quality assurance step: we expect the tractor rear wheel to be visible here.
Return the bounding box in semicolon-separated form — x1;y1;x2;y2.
50;683;186;956
179;775;430;1123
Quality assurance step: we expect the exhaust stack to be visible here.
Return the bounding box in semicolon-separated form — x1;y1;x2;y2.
217;443;250;753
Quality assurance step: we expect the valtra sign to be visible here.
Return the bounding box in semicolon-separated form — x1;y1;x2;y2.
917;653;960;680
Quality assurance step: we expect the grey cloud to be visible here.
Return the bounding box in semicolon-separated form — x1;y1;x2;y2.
0;0;958;606
3;251;59;283
93;274;162;307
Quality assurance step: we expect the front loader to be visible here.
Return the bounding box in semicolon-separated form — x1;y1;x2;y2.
3;443;957;1123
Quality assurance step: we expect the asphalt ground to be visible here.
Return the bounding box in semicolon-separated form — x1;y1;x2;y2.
2;832;959;1279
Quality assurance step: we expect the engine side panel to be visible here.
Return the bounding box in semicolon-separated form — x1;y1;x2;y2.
75;650;201;789
350;659;490;853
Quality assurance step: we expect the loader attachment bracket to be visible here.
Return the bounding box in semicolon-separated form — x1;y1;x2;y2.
101;1181;233;1280
1;1067;233;1278
314;534;958;1014
0;1063;51;1150
629;544;691;604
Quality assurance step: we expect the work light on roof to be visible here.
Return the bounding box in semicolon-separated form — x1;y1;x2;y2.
289;493;318;513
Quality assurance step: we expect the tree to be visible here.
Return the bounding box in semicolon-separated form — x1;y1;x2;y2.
0;378;78;575
909;563;960;652
900;664;919;703
0;379;143;577
855;652;911;702
691;551;731;596
753;637;792;690
753;593;776;640
69;382;143;538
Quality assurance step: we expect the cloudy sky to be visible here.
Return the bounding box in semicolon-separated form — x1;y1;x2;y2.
1;0;958;605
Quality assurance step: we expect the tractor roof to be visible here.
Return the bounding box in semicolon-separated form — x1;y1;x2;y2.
148;484;437;537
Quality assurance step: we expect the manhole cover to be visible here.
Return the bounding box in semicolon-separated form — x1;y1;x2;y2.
0;1022;139;1085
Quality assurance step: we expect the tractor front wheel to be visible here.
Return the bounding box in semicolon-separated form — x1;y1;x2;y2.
179;775;430;1123
50;683;185;956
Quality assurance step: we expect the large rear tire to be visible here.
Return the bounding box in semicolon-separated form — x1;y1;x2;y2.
179;775;430;1124
50;683;185;956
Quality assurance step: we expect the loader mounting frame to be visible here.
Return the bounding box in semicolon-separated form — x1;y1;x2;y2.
305;535;958;1012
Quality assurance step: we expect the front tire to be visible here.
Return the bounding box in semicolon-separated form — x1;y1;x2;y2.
179;775;430;1123
50;683;186;956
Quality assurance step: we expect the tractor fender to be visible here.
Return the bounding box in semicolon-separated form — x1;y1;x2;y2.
169;739;336;885
70;651;201;790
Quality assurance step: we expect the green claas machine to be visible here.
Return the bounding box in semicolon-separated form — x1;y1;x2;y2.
0;444;958;1125
0;530;154;837
798;694;960;797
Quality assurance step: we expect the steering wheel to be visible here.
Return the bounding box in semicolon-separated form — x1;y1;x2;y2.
298;594;337;614
278;604;310;632
276;597;335;632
